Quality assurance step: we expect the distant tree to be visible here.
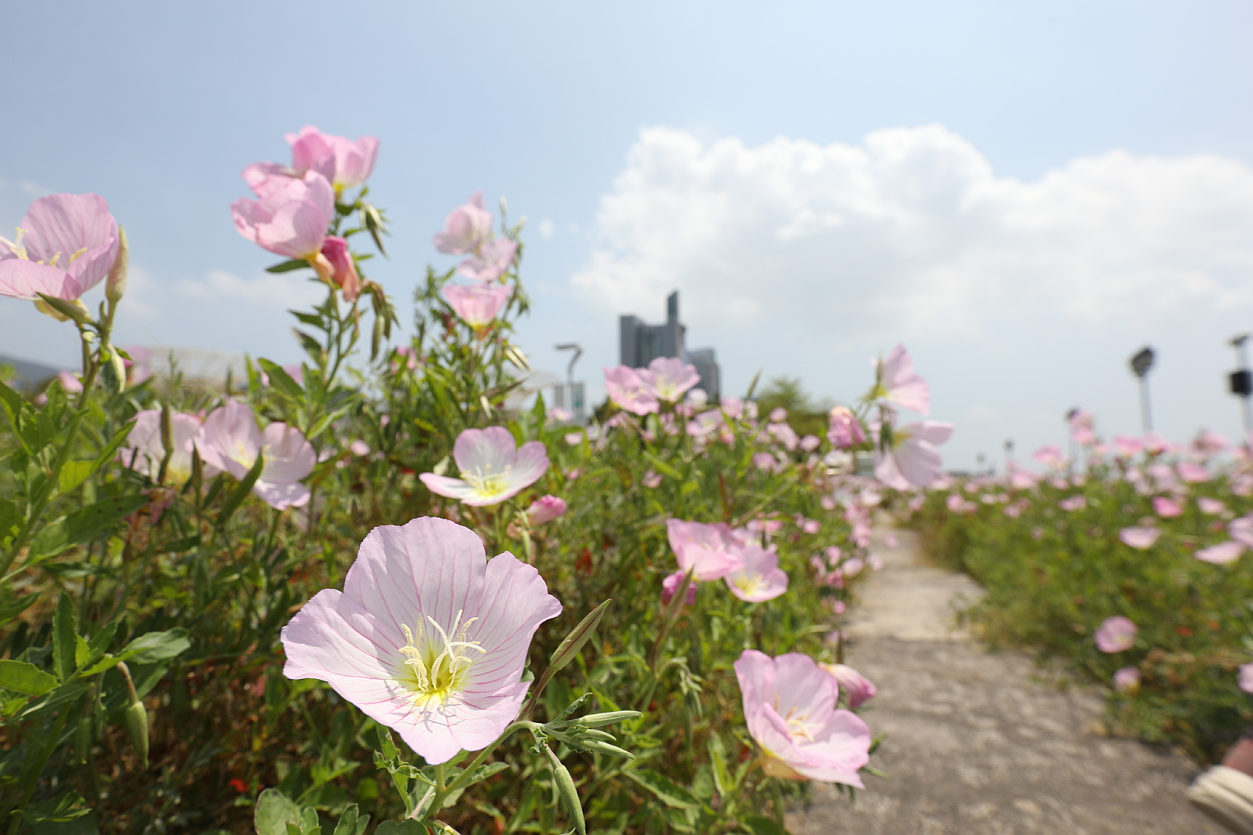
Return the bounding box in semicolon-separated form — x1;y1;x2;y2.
755;375;832;440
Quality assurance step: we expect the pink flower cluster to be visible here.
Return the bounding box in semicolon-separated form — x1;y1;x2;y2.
604;358;702;416
434;193;519;333
1;193;120;304
665;519;788;603
232;126;377;302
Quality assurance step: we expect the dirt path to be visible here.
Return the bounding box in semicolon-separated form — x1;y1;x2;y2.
788;525;1221;835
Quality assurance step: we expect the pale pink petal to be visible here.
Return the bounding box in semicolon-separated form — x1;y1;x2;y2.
1196;540;1245;565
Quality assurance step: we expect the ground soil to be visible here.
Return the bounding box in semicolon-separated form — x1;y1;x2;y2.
787;525;1222;834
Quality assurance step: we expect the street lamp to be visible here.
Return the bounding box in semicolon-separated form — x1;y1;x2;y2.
1129;346;1155;433
555;343;584;422
1230;333;1252;437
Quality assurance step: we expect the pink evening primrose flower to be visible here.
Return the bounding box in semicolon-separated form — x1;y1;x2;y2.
1033;445;1064;468
734;650;872;787
873;420;954;490
873;344;930;415
1114;667;1141;693
604;366;660;416
458;238;518;283
660;571;697;607
231;171;336;261
820;663;878;709
1195;540;1245;565
724;546;789;602
826;406;866;450
637;357;701;403
1240;663;1253;694
118;409;219;485
0;193;119;302
196;400;316;510
281;517;561;764
1094;616;1137;653
420;427;548;507
1113;436;1143;458
525;495;567;525
1118;527;1160;550
286;125;380;191
1198;497;1227;515
1230;516;1253;548
56;371;83;393
1177;461;1211;483
1059;495;1087;512
443;283;512;332
666;519;746;581
434;192;494;255
1152;496;1184;518
642;470;663;489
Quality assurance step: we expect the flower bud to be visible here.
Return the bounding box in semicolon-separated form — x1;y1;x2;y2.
160;402;174;457
106;227;129;302
576;710;641;728
118;661;149;768
100;347;127;395
76;714;93;764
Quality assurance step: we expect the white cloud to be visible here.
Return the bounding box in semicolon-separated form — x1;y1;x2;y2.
173;269;325;309
539;218;555;240
572;125;1253;346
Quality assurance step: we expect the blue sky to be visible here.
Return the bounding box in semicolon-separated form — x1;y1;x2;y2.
3;1;1253;469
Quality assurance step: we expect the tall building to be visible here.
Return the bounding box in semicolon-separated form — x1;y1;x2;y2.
618;291;720;400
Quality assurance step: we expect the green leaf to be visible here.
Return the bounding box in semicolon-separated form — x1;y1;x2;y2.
0;660;58;696
740;814;788;835
52;591;77;682
258;359;303;401
254;789;302;835
0;497;19;550
92;419;136;474
0;590;36;627
372;823;426;835
644;453;683;481
119;628;191;664
289;310;325;328
216;451;265;529
58;460;95;495
623;769;701;809
330;805;367;835
28;494;150;560
266;258;311;274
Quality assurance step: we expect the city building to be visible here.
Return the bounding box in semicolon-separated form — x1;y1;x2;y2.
618;291;720;400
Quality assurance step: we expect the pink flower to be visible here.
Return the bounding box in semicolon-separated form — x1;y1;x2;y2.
661;571;697;607
1059;495;1087;512
1113;667;1141;693
874;344;929;415
458;238;518;283
734;650;871;786
1195;540;1245;565
820;663;877;709
420;427;548;507
196;400;315;510
666;519;745;581
724;546;789;602
124;345;152;386
1113;436;1143;458
873;420;954;490
443;282;512;332
604;366;659;416
826;406;865;449
1152;496;1184;518
1239;663;1253;694
637;357;700;403
349;440;371;457
434;192;494;255
642;470;663;489
1118;527;1160;549
56;371;83;393
1192;430;1227;457
800;434;821;452
319;237;361;302
1033;445;1064;467
525;495;566;525
232;172;335;261
1177;461;1211;483
245;127;380;194
1230;516;1253;548
1094;616;1137;653
0;193;119;301
281;517;561;764
118;409;218;485
1198;497;1227;515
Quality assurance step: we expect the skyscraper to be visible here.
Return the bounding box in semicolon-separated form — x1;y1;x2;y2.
618;291;720;400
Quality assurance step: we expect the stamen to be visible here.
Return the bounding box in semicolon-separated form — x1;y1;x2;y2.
397;609;486;717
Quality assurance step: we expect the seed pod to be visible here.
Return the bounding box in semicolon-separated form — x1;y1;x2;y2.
542;744;585;835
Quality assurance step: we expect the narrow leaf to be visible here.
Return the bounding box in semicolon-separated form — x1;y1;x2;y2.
216;451;265;529
623;769;701;809
52;591;77;682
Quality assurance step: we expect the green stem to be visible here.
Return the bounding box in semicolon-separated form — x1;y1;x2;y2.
428;721;533;813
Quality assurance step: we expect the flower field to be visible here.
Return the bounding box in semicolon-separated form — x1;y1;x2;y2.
908;415;1253;762
0;128;954;834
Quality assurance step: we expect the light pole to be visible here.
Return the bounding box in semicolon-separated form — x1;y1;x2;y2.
1004;438;1014;473
1129;347;1155;433
555;343;584;422
1230;333;1252;438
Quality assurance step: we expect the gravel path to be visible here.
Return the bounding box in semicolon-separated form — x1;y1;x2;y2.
788;525;1221;835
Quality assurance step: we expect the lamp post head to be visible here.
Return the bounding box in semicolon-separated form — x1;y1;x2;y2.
1232;333;1250;349
1130;347;1155;379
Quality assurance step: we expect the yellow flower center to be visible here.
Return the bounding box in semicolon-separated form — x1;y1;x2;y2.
461;465;512;500
398;610;485;712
